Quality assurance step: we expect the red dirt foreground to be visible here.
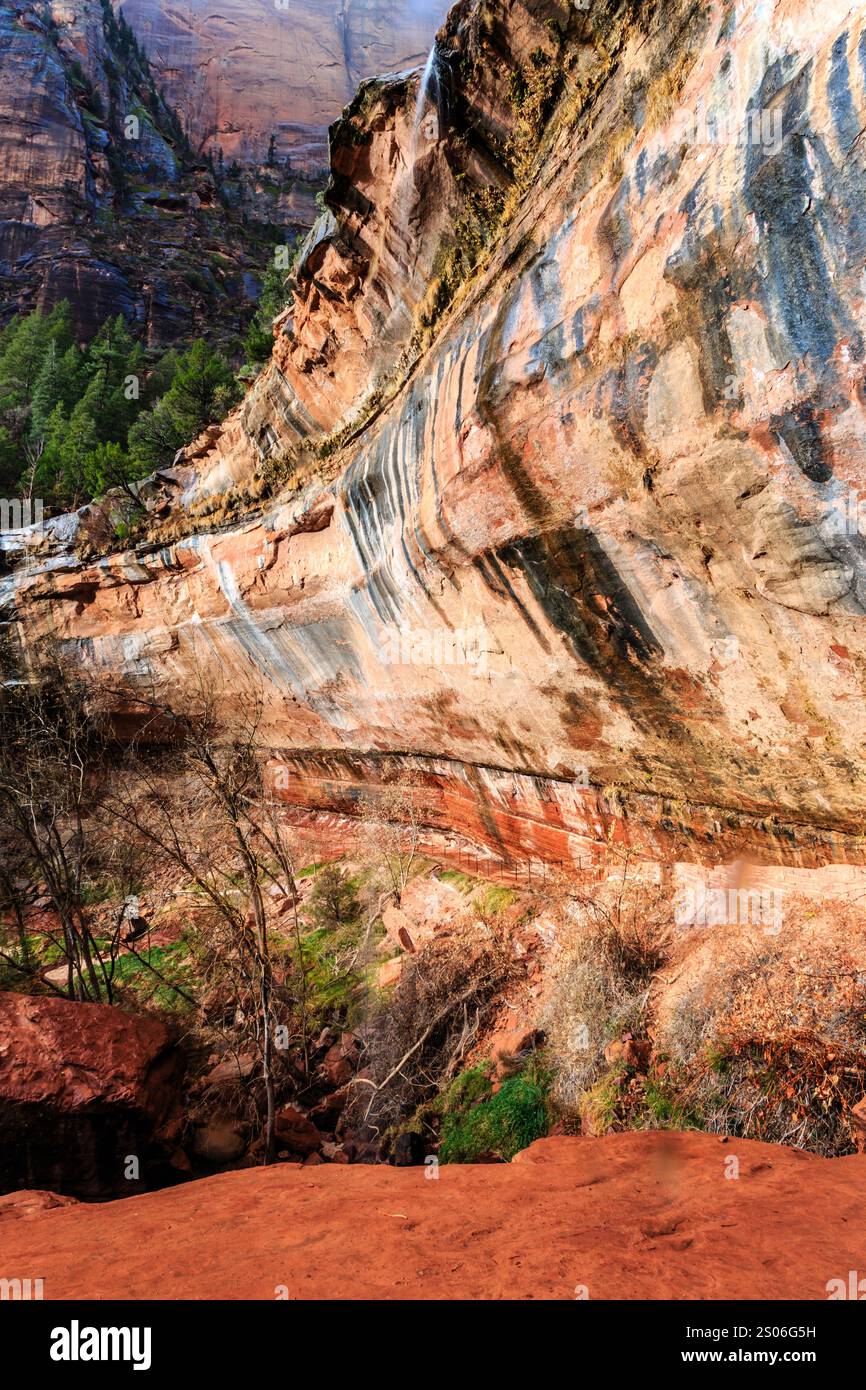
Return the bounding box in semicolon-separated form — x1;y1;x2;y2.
3;1132;865;1300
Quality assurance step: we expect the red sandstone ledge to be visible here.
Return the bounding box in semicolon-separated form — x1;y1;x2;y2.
2;1131;864;1300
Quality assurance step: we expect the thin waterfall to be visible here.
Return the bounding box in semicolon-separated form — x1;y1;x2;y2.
392;41;445;267
412;41;441;145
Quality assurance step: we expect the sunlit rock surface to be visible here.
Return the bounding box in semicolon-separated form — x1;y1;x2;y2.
4;1131;866;1298
8;0;866;871
113;0;450;170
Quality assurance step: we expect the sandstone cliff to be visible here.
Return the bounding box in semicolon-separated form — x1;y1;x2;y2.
8;0;866;875
0;0;305;340
114;0;451;171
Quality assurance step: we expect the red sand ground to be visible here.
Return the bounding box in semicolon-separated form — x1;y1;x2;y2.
2;1132;864;1300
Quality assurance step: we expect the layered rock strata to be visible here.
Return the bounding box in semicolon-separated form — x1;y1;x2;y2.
7;0;866;873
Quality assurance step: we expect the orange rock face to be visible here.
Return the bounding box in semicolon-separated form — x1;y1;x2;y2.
3;1130;866;1298
9;0;866;875
114;0;450;169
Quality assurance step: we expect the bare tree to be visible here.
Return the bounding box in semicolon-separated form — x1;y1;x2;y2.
358;767;425;904
0;641;127;1000
104;675;314;1161
20;436;44;504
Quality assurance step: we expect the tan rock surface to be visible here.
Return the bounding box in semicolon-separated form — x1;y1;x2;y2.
9;0;866;876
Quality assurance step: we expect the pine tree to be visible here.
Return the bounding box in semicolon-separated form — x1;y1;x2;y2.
30;341;65;439
161;338;239;438
55;397;100;503
45;301;74;355
58;344;86;411
0;426;20;493
0;311;52;407
127;396;185;471
81;440;142;501
31;403;68;502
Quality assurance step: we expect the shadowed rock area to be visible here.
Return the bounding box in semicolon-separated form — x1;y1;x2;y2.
0;993;184;1198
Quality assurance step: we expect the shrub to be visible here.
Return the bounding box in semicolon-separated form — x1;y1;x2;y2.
342;927;516;1139
305;863;361;933
683;1031;866;1156
439;1057;551;1163
541;867;671;1116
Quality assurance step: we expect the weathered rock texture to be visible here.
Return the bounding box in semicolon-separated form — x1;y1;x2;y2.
0;992;183;1197
115;0;451;170
8;0;866;873
0;0;298;340
3;1130;866;1298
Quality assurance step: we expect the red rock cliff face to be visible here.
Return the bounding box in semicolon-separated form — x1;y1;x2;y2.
9;0;866;872
113;0;451;170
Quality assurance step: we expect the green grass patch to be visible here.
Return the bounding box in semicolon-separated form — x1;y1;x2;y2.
297;862;328;879
640;1078;700;1130
297;920;368;1029
111;940;193;1011
580;1066;626;1135
474;884;517;914
438;868;475;893
438;1058;551;1163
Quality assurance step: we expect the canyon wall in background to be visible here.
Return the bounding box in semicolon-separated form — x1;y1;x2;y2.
0;0;302;340
113;0;451;170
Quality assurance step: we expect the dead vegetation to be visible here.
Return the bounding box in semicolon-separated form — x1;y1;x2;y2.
343;922;518;1151
538;863;866;1156
541;861;671;1119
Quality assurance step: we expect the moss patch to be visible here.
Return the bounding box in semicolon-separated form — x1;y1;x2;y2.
438;1057;551;1163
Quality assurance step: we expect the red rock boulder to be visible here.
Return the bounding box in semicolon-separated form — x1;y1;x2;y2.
0;992;184;1199
274;1105;321;1157
489;1025;545;1081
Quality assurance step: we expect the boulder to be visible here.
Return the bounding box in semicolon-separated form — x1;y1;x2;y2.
0;992;183;1199
202;1053;256;1087
850;1096;866;1153
383;904;417;952
604;1033;653;1073
310;1085;350;1127
319;1037;360;1088
274;1105;321;1157
489;1025;545;1080
377;958;403;989
0;1189;80;1223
